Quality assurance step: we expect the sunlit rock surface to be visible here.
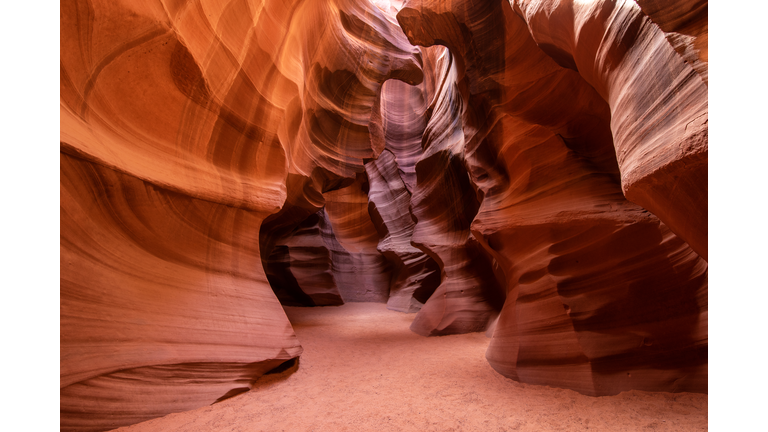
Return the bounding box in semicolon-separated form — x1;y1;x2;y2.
635;0;708;84
61;0;423;429
61;0;708;427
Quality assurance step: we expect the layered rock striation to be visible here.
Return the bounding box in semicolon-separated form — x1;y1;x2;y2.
396;0;708;395
61;0;708;428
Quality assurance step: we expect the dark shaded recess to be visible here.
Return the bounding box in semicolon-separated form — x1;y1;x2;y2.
213;387;250;404
260;178;323;308
545;220;707;374
414;151;480;233
213;358;300;404
265;245;316;306
264;357;298;375
339;9;400;53
467;236;507;311
263;209;344;307
590;344;708;373
312;166;357;193
310;64;374;111
411;258;442;304
170;39;212;107
537;42;579;71
259;168;348;295
357;170;370;194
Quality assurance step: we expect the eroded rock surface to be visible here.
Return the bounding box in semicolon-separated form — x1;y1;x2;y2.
396;0;707;394
61;0;708;426
61;0;425;429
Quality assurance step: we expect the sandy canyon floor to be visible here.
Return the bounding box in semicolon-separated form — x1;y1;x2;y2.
115;303;707;431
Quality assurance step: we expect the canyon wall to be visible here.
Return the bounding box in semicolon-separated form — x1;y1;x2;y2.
61;0;708;428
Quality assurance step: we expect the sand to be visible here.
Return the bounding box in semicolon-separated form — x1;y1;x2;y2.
114;303;707;431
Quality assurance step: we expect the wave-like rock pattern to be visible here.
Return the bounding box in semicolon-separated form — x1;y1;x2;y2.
61;0;428;428
396;0;707;394
406;46;506;336
634;0;708;85
323;174;394;302
366;150;441;312
510;0;709;261
61;0;709;425
61;153;300;431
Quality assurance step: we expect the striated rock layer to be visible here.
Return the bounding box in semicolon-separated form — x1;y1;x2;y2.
61;0;425;429
60;153;301;431
635;0;708;85
265;210;344;306
61;0;708;427
396;0;707;395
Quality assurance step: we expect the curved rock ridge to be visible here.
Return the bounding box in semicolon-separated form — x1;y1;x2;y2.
61;0;709;425
265;210;344;307
366;150;441;312
509;0;708;261
634;0;708;85
61;0;428;429
407;46;507;336
61;153;301;431
396;0;707;394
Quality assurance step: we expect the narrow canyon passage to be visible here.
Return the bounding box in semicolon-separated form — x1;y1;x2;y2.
115;303;707;432
61;0;709;429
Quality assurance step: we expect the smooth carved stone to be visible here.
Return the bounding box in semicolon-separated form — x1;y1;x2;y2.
510;0;708;261
323;174;394;303
407;47;506;336
375;78;430;193
61;0;428;427
396;0;707;395
471;116;707;396
280;0;425;181
61;153;301;431
61;0;709;422
366;150;441;313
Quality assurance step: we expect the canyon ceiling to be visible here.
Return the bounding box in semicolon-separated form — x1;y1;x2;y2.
60;0;708;430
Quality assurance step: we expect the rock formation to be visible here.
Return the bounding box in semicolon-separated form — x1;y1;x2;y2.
61;0;708;428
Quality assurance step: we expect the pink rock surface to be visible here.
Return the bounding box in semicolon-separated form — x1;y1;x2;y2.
61;153;300;431
511;0;709;261
366;150;441;312
61;0;708;426
396;0;707;394
635;0;708;84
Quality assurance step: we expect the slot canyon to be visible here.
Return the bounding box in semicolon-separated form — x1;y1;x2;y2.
60;0;708;430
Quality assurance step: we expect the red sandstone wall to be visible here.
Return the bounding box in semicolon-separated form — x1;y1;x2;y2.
61;0;708;427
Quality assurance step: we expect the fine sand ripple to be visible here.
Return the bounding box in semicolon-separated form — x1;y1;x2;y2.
115;303;707;432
